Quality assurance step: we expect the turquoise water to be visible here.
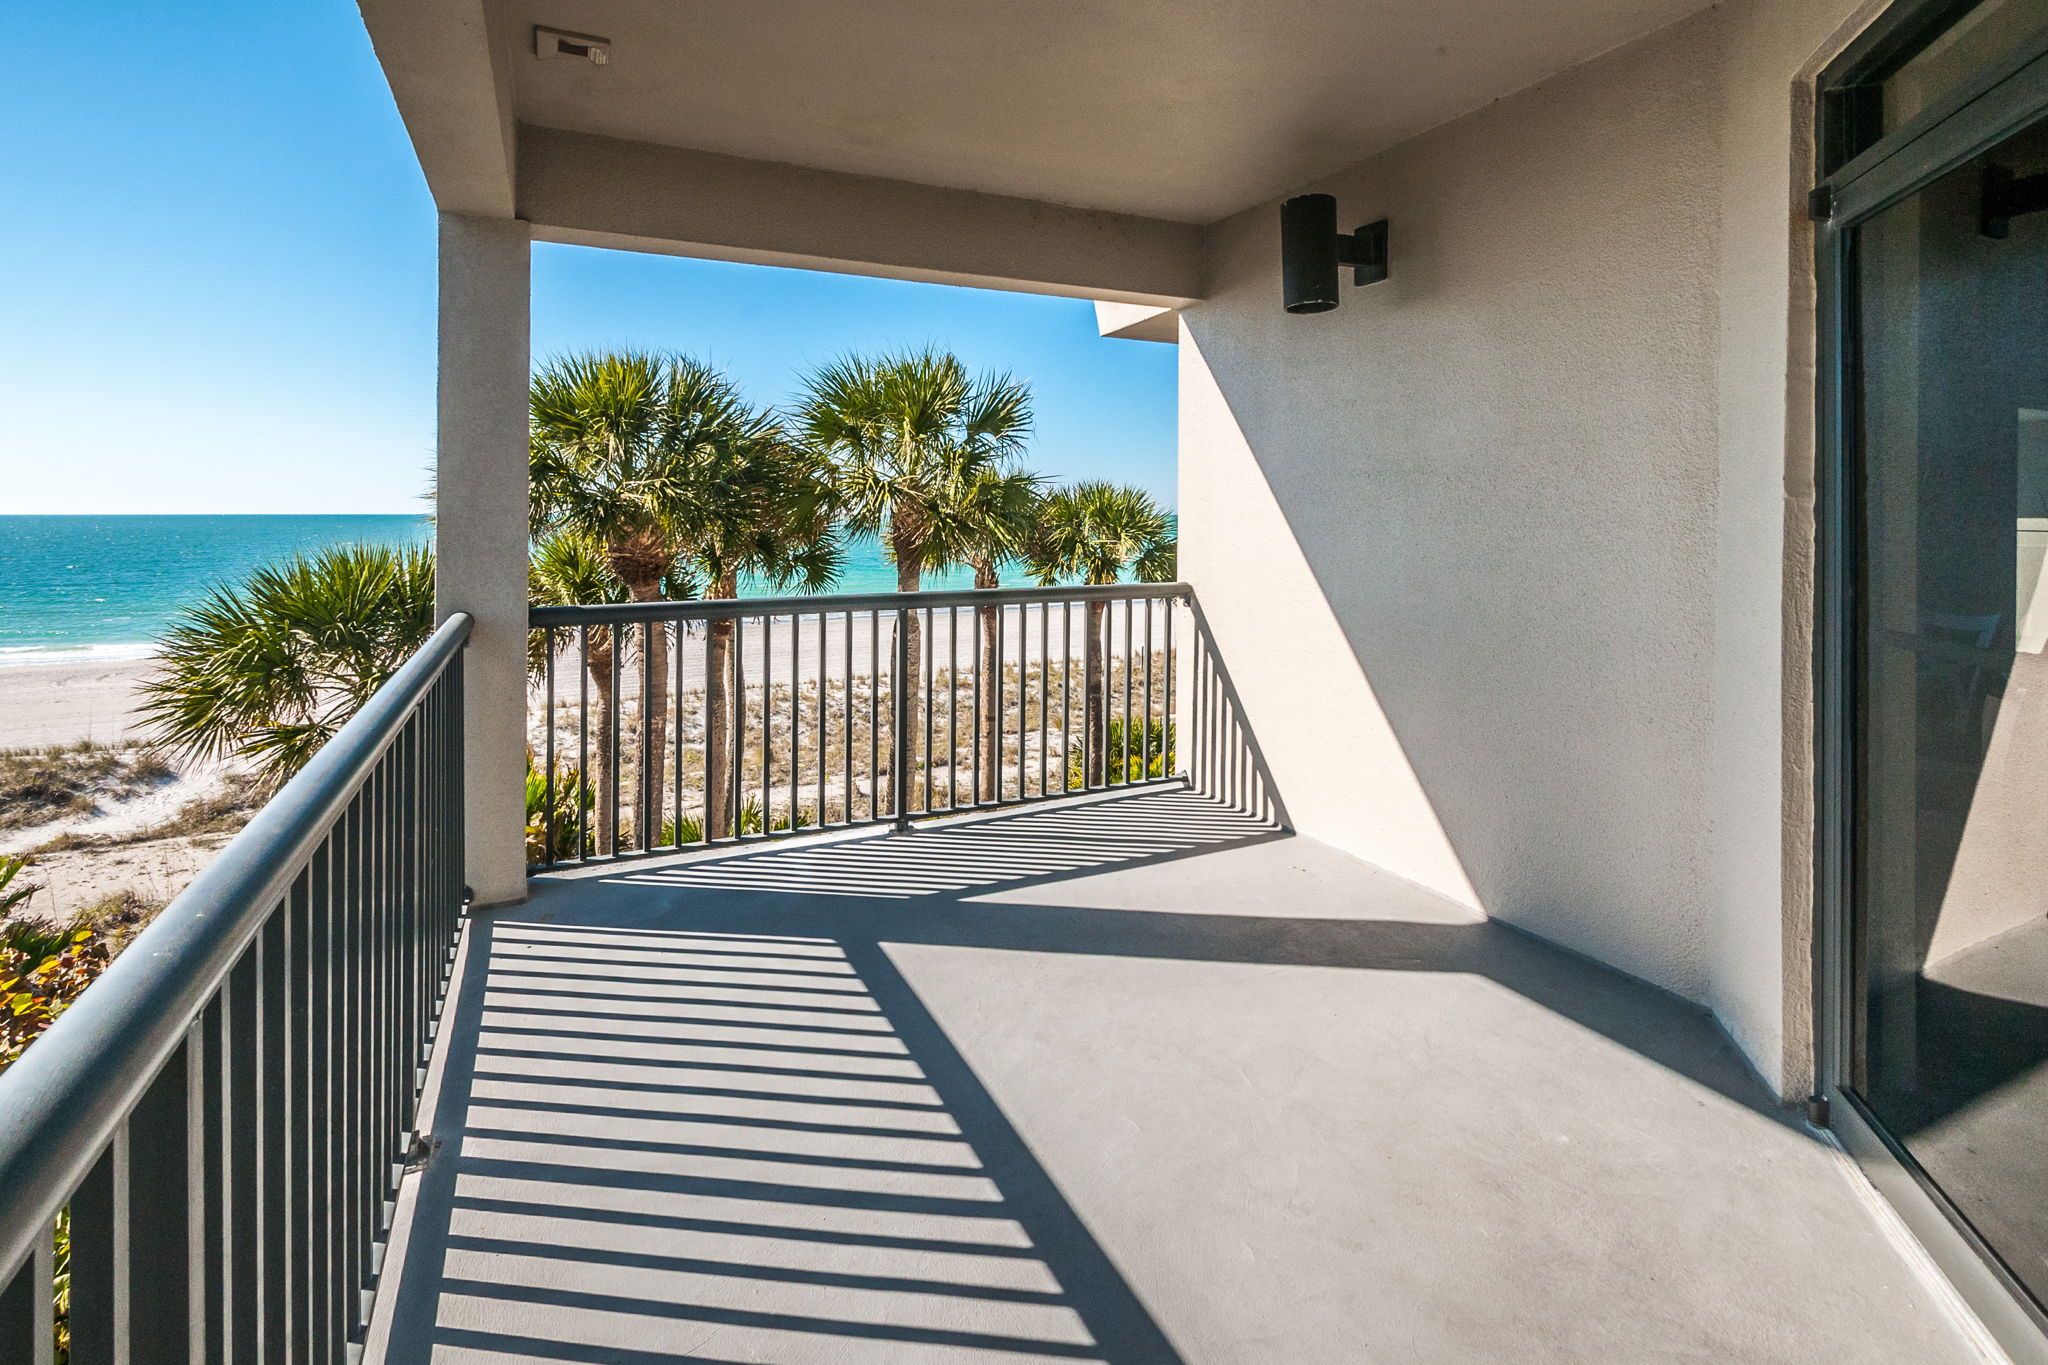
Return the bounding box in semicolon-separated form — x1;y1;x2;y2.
0;515;978;665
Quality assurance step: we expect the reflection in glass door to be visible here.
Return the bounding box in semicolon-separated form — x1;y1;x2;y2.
1850;114;2048;1308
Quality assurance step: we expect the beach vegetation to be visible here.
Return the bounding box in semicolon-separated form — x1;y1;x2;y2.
1072;717;1177;788
1;918;108;1074
136;543;435;786
0;854;40;917
660;801;812;845
525;756;595;864
1026;482;1178;785
0;742;173;832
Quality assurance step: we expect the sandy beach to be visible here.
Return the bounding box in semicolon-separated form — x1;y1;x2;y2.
0;658;155;750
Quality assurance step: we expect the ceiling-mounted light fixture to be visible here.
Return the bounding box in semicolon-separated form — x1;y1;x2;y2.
1281;194;1388;314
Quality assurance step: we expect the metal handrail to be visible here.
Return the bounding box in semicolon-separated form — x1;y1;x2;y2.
529;579;1192;627
0;612;472;1284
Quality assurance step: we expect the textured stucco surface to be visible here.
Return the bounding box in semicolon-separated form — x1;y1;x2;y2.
1180;0;1872;1094
435;212;530;907
518;127;1205;308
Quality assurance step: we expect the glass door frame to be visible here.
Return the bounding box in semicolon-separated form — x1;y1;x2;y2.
1815;4;2048;1357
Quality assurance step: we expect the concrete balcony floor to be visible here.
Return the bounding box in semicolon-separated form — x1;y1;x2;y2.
367;788;1990;1364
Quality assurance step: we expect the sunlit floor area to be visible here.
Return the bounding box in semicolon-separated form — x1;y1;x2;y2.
368;788;1989;1364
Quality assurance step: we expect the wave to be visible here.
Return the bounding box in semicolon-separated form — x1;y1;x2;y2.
0;642;157;669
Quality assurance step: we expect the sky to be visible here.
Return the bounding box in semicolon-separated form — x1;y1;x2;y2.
1;3;1176;517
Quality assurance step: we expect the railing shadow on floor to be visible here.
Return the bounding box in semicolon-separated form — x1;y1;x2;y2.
373;803;1240;1362
374;787;1801;1362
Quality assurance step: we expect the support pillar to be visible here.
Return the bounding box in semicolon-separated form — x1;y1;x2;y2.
435;212;530;906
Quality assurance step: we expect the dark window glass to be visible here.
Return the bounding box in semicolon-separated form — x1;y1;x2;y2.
1851;114;2048;1306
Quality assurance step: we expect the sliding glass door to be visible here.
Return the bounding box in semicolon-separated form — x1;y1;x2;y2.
1819;0;2048;1345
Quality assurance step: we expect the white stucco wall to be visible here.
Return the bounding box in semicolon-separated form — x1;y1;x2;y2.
1181;0;1873;1095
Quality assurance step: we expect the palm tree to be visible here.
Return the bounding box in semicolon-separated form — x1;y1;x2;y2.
528;531;632;853
796;349;1032;803
927;469;1042;799
137;543;436;787
529;350;841;841
682;433;842;839
1025;482;1177;787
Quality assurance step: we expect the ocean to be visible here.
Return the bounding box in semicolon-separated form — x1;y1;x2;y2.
0;515;982;666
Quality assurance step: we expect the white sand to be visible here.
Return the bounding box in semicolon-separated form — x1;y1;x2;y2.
0;659;155;751
0;656;241;918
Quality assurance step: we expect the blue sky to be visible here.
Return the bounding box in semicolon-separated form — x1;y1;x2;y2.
2;2;1175;516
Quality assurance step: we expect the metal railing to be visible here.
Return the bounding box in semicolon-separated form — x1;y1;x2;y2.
0;613;470;1364
528;583;1191;868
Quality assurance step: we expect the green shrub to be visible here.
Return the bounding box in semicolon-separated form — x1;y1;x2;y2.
0;853;38;918
1070;718;1176;788
661;802;813;845
526;759;594;863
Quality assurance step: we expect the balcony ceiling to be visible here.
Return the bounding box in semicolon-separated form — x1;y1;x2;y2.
501;0;1710;224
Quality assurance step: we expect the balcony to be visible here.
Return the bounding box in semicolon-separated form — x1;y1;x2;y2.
0;589;1999;1363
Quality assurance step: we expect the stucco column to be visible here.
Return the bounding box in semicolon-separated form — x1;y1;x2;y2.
435;212;530;906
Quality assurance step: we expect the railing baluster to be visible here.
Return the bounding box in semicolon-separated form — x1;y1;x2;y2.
816;612;827;822
732;614;747;837
286;865;315;1365
227;939;260;1360
944;609;957;811
841;610;853;825
128;1027;197;1364
577;625;590;862
758;615;771;830
608;625;622;856
701;619;714;844
1061;600;1073;793
684;622;692;839
642;619;657;851
892;606;911;829
1165;600;1177;780
923;606;935;814
200;992;228;1364
995;601;1008;801
868;618;876;822
0;1217;55;1365
260;896;290;1357
791;612;803;826
543;626;556;868
971;600;984;805
1038;603;1049;797
69;1128;129;1363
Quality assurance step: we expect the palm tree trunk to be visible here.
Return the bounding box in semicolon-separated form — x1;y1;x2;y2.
620;572;670;849
893;535;923;810
1085;598;1106;787
588;630;619;855
705;574;739;839
975;560;1000;801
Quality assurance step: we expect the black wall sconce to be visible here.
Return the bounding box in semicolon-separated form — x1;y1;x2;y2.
1281;194;1388;314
